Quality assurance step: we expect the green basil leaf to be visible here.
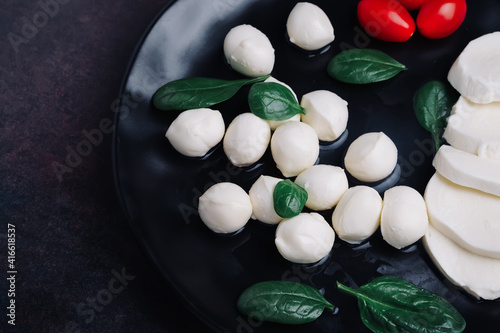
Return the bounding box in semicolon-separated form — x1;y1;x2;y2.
414;81;459;152
337;276;466;333
273;179;308;218
248;82;305;121
153;75;270;111
237;280;334;324
327;49;406;84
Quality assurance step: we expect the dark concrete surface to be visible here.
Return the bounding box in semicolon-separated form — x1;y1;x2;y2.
0;0;210;332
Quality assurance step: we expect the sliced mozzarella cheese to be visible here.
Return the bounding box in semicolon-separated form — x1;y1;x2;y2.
433;145;500;196
198;182;252;234
424;173;500;259
223;113;271;167
294;164;348;211
223;24;275;77
165;108;225;157
264;77;301;130
286;2;335;51
448;32;500;104
443;96;500;160
424;225;500;300
248;175;283;225
332;186;382;244
300;90;348;142
344;132;398;182
381;186;428;249
270;121;319;177
275;213;335;264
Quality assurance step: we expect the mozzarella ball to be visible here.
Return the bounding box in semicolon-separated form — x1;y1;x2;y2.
223;113;271;167
271;121;319;177
223;24;275;77
300;90;348;141
275;213;335;263
332;186;382;244
264;76;301;130
295;164;348;210
381;186;429;249
286;2;335;51
165;108;225;157
249;175;283;225
198;182;252;234
344;132;398;182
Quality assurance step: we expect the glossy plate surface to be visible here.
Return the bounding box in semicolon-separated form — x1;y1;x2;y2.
113;1;500;331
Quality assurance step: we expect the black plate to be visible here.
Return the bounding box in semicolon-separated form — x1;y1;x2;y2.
113;1;500;332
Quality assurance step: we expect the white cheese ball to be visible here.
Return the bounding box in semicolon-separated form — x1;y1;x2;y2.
295;164;348;211
381;186;429;249
300;90;348;142
249;175;283;225
198;182;252;234
223;24;275;77
344;132;398;182
332;186;382;244
275;213;335;263
286;2;335;51
165;108;225;157
271;121;319;177
264;76;301;130
223;113;271;167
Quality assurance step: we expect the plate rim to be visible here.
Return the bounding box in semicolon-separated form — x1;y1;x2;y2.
111;1;226;331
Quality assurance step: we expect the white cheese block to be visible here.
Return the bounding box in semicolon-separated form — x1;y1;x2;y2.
433;145;500;196
381;186;428;249
448;31;500;104
424;173;500;259
275;213;335;264
423;225;500;300
443;96;500;160
248;175;283;225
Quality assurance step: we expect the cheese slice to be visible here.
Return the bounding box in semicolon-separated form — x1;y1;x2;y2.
423;225;500;300
424;173;500;259
443;96;500;160
448;31;500;104
433;145;500;196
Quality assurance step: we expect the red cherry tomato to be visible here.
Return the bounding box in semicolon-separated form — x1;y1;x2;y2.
417;0;467;39
397;0;430;11
357;0;416;42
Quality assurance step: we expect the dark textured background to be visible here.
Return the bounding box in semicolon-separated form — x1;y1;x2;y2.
0;0;210;332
